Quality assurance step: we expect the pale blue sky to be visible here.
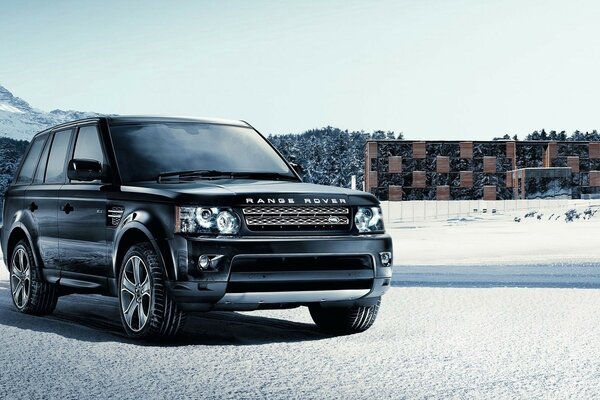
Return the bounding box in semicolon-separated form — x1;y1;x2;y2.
2;0;600;139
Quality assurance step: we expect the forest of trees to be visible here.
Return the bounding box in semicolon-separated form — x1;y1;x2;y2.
267;127;402;189
494;129;600;141
2;127;600;201
0;137;29;200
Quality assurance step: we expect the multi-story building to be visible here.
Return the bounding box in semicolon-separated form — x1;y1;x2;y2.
365;140;600;200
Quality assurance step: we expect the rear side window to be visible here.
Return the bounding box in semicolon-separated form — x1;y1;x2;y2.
73;125;105;164
16;134;47;184
45;129;73;184
33;135;52;184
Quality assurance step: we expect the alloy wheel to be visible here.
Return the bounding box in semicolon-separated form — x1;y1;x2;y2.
10;247;31;309
120;255;151;332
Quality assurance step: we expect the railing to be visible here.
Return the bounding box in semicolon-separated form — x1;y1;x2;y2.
380;199;600;224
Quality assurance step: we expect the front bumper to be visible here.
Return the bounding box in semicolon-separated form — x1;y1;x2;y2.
166;234;393;311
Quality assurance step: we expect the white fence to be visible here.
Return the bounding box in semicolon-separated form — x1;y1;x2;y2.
380;199;600;224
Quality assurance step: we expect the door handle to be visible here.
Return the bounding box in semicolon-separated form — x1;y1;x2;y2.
61;203;74;214
28;202;38;212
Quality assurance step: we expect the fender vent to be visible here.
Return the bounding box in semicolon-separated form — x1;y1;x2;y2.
107;206;124;227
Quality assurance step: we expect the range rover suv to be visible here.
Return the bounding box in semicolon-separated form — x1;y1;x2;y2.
1;116;393;339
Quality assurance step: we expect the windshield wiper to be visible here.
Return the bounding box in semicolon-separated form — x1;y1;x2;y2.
157;170;299;183
228;172;299;181
157;170;234;183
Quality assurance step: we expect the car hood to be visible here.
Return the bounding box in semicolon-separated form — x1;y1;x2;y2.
120;179;379;206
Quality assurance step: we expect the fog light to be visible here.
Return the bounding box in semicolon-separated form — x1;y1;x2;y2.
197;254;225;271
379;252;392;267
198;255;210;270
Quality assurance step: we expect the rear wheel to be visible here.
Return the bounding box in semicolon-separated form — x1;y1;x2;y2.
309;298;381;335
9;240;58;315
118;243;186;339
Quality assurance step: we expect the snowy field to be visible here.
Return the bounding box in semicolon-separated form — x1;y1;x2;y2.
1;204;600;398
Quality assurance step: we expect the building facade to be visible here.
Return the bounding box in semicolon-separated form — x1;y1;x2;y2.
365;140;600;200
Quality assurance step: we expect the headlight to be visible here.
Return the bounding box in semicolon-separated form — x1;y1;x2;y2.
216;210;240;234
176;206;241;235
355;207;384;233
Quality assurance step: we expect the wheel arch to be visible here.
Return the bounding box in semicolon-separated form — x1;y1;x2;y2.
112;222;174;283
6;224;42;274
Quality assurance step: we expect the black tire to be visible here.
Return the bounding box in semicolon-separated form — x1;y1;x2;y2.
9;240;58;315
309;297;381;335
118;242;186;339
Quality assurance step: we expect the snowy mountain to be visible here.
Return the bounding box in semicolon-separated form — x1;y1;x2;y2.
0;85;103;140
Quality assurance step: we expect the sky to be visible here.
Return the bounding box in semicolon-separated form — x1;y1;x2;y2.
2;0;600;140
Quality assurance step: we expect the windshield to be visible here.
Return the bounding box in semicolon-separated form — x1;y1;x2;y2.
109;122;296;183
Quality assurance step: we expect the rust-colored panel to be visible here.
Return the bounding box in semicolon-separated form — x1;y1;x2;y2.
505;141;516;160
567;156;580;173
483;185;496;200
547;142;558;159
590;143;600;159
545;142;558;167
413;142;426;159
368;171;378;190
483;156;497;173
388;156;402;173
460;171;473;188
412;171;426;188
460;142;473;159
436;185;450;200
505;171;513;188
436;156;450;173
590;171;600;187
389;185;403;201
367;142;378;156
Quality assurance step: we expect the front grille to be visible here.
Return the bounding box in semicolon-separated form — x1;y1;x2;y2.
243;206;351;231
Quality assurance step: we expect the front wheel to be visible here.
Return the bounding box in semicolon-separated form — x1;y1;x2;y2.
309;298;381;335
118;243;186;339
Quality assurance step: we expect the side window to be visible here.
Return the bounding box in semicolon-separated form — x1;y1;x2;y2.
71;125;105;183
16;134;47;184
73;125;105;163
33;133;52;184
45;129;73;184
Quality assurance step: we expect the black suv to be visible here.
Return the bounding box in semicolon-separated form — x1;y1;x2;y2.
1;116;392;339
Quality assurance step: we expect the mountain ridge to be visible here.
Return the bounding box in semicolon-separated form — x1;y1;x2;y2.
0;84;103;140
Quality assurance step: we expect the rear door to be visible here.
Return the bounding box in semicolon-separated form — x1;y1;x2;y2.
24;129;73;278
58;124;109;280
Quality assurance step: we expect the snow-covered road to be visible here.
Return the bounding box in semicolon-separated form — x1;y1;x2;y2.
3;278;600;398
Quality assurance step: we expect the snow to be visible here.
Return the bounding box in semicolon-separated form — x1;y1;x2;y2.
1;204;600;398
388;203;600;266
0;85;102;140
0;103;24;113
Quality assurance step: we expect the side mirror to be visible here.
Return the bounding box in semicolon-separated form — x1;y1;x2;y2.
290;162;304;176
67;159;102;182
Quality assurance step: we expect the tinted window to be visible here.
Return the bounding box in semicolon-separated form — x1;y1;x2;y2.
16;134;47;184
73;125;105;164
33;134;52;184
45;129;72;183
110;123;294;183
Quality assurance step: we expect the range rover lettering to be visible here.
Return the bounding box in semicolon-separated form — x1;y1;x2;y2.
0;116;393;339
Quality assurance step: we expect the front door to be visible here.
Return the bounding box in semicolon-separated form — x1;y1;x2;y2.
58;125;109;278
